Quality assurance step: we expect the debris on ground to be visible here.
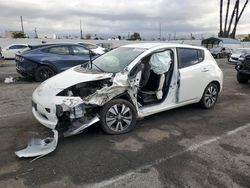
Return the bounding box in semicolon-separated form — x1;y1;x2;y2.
15;130;58;161
4;76;16;83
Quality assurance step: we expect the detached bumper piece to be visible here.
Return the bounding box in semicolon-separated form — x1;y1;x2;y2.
15;130;58;161
63;116;100;137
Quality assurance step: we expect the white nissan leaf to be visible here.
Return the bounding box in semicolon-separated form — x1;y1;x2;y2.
32;43;223;137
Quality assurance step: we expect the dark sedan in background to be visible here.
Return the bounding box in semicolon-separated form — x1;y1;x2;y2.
235;53;250;83
16;44;96;82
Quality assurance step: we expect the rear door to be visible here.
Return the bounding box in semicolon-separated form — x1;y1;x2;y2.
178;48;210;103
44;45;75;71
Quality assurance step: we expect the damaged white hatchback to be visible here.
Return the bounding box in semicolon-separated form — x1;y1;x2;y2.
32;43;223;136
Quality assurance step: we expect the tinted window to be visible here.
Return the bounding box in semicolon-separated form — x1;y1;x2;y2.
178;48;204;68
72;46;89;55
47;46;70;55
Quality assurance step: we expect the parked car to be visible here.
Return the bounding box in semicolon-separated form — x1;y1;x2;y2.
16;44;96;82
78;42;105;55
235;53;250;83
1;44;29;59
210;46;231;59
31;43;223;137
96;42;116;52
228;48;250;64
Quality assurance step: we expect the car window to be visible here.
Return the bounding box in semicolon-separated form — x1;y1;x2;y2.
9;45;27;50
178;48;204;68
72;46;89;55
92;47;145;73
79;43;97;49
47;46;70;55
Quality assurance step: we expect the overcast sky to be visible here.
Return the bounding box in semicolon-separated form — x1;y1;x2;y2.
0;0;249;38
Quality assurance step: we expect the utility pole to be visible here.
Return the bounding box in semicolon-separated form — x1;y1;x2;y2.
20;16;24;33
159;23;162;41
34;27;38;38
80;20;83;39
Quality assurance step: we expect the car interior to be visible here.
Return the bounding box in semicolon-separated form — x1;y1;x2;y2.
130;50;174;106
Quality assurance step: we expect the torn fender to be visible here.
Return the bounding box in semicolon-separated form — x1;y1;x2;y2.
15;130;58;158
83;85;128;106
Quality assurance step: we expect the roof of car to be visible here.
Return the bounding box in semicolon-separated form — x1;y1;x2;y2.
8;44;28;46
123;43;206;50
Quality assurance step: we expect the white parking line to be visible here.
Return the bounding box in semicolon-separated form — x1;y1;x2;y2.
88;123;250;188
0;112;27;118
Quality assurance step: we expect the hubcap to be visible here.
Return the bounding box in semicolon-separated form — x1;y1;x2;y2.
106;104;132;132
204;86;217;107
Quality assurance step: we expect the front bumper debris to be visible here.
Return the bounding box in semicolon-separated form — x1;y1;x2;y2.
15;130;58;160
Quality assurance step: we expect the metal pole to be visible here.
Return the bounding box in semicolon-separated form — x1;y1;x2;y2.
159;23;161;41
20;16;24;33
80;20;83;39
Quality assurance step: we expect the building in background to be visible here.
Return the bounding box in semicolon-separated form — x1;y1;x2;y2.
37;33;57;39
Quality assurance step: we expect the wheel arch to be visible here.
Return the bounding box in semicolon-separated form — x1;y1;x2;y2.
209;80;221;92
39;61;58;74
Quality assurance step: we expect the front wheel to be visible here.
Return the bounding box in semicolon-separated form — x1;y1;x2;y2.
237;72;249;84
200;83;219;109
100;99;137;134
34;66;55;82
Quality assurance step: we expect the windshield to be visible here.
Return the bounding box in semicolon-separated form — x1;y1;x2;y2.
92;47;145;73
210;47;222;52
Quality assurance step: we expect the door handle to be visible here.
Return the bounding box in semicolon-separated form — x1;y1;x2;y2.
201;68;209;72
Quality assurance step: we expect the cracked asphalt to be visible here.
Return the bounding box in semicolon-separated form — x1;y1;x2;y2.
0;59;249;188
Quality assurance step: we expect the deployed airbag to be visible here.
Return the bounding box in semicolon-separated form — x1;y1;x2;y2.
149;51;172;75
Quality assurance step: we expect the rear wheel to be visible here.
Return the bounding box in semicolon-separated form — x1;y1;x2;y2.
34;66;55;82
100;99;137;134
237;72;249;84
200;83;219;109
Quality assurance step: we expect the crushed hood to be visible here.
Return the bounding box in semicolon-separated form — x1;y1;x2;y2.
34;66;113;96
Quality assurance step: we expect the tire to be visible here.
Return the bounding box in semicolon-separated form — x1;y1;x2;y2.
200;83;219;109
100;99;137;135
216;54;220;59
34;66;55;82
237;72;249;84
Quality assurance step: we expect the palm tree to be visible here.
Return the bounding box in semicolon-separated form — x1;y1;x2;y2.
230;0;249;38
223;0;230;37
219;0;223;37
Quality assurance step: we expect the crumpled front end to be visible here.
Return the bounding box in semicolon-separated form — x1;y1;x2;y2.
32;68;133;137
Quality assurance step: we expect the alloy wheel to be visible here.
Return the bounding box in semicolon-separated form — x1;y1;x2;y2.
105;104;132;132
204;85;217;108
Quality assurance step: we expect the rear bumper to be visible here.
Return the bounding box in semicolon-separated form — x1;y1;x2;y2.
16;59;36;78
235;65;250;76
16;65;33;78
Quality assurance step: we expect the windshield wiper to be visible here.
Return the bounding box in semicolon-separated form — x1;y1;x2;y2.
92;63;105;72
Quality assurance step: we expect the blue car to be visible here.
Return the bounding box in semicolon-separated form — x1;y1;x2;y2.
16;44;96;82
